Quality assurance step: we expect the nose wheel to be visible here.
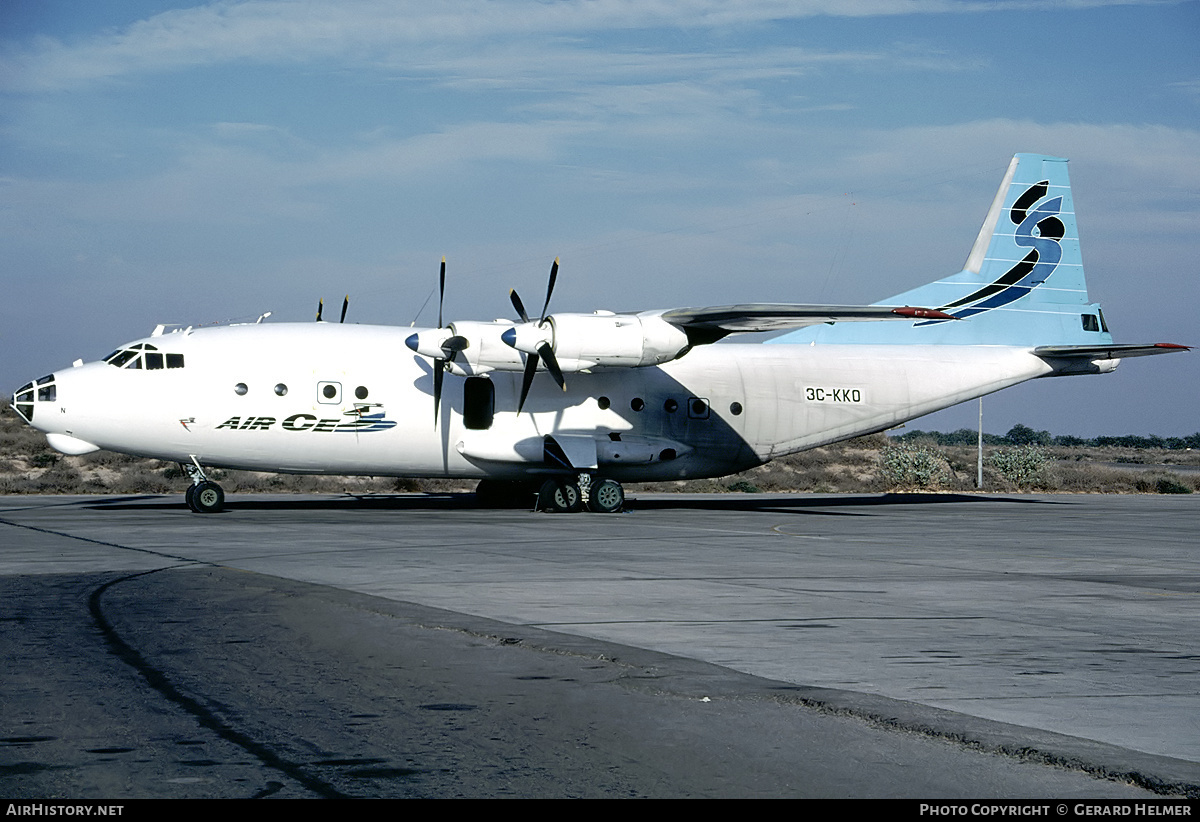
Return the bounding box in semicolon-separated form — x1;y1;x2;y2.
187;481;225;514
182;458;225;514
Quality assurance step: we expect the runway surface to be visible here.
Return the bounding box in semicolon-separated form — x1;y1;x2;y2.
2;491;1198;798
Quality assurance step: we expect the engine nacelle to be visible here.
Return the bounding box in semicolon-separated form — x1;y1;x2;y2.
405;320;522;377
444;320;524;376
505;311;691;371
406;313;692;377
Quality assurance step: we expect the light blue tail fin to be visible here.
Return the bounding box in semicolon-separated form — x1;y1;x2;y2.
772;153;1114;347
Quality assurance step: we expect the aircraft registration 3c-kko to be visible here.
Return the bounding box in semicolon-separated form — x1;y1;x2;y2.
10;154;1189;514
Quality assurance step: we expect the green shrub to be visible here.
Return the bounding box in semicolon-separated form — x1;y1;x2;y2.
879;443;952;489
29;452;59;468
989;445;1049;488
1154;476;1192;494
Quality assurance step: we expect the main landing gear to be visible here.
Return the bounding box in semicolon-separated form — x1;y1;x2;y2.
182;459;225;514
536;475;625;514
475;476;626;513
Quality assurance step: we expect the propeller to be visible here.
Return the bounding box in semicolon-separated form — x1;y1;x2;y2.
507;257;566;414
404;258;472;427
430;257;469;426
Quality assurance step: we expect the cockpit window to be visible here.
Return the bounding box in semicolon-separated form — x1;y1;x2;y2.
105;342;184;370
12;376;55;423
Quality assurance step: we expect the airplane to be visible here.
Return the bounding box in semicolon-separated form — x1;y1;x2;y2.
9;153;1189;514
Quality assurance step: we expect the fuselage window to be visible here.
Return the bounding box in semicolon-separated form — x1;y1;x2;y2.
630;397;645;412
318;382;341;404
688;398;710;419
355;386;369;400
235;383;248;396
463;377;495;430
275;383;288;396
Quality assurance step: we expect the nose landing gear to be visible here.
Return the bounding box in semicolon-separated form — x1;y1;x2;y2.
182;458;225;514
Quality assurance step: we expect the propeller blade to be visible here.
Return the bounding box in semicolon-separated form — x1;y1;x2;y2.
438;256;446;328
431;256;449;426
340;295;349;323
539;257;559;322
433;360;444;427
316;298;324;322
537;341;566;390
517;352;539;414
510;289;530;324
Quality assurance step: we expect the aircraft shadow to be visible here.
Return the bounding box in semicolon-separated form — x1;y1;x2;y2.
77;491;1069;514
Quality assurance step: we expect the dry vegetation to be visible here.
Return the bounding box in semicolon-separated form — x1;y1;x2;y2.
2;402;1197;497
628;434;1200;495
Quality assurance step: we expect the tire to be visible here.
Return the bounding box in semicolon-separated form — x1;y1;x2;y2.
587;478;625;514
191;481;225;514
538;479;583;513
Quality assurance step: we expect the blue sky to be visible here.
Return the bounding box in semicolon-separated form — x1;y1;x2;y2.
2;0;1197;437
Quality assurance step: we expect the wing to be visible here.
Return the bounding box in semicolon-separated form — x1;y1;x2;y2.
655;303;956;342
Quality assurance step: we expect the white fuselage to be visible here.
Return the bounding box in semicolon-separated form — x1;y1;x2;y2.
23;321;1057;481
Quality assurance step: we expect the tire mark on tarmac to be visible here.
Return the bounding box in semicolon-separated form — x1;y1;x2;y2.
87;569;349;799
0;516;196;564
0;517;348;798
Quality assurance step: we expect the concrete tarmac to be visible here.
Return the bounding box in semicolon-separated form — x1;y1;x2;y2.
1;491;1198;798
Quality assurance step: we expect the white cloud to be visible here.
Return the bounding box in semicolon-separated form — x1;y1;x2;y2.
1;0;1170;91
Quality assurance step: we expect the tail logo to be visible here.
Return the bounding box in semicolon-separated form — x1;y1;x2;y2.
918;180;1064;325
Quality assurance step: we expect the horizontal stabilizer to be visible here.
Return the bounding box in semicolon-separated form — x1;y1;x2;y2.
1034;343;1190;360
658;304;955;334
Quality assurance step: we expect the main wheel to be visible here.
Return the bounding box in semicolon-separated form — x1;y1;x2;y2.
587;478;625;514
190;481;225;514
538;479;583;513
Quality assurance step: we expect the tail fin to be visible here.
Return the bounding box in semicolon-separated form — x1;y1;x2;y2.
773;153;1114;347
